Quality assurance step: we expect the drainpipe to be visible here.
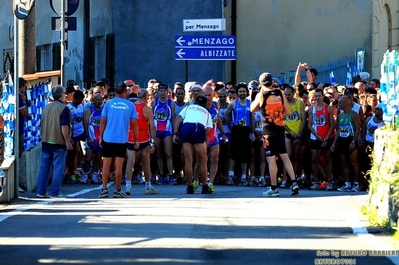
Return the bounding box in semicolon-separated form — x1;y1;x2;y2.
83;0;90;88
231;0;237;85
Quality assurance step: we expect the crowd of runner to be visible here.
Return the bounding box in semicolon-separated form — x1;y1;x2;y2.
59;62;385;197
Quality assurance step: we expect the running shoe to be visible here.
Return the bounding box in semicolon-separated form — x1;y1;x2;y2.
326;182;334;191
113;189;127;198
125;186;132;195
157;176;166;185
280;180;287;188
91;173;101;184
145;187;160;195
337;182;352;192
239;178;246;186
201;185;212;194
258;177;267;187
168;176;176;185
50;194;64;199
193;181;199;191
99;189;109;198
310;182;320;190
36;193;49;198
186;185;194;194
207;183;216;193
290;182;299;195
80;174;88;184
352;182;360;192
319;181;327;189
250;176;258;186
70;174;78;184
227;175;234;185
262;187;280;197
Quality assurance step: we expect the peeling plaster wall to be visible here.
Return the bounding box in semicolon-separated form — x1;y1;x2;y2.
371;0;399;79
225;0;374;83
110;0;224;87
0;0;15;78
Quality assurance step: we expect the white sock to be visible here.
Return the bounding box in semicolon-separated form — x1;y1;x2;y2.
241;174;246;180
228;170;234;176
126;181;131;187
145;182;151;189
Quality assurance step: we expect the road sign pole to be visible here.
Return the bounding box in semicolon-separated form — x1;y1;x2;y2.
60;0;66;86
185;60;188;83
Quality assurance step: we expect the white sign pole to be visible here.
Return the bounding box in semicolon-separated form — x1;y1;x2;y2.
60;0;66;86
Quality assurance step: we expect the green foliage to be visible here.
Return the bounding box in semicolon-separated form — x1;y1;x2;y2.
367;130;399;229
361;205;390;228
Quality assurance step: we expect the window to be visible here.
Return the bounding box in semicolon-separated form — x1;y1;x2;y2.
3;49;14;76
36;44;52;71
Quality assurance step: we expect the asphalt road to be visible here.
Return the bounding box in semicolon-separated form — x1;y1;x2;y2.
0;182;398;265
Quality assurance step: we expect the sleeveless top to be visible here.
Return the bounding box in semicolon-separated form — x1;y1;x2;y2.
231;98;251;127
67;103;84;137
352;102;361;114
128;102;150;143
365;115;385;143
338;110;355;138
310;104;331;140
207;102;219;145
88;105;102;149
285;98;302;134
217;104;230;135
254;110;263;132
174;101;186;117
153;98;172;132
260;89;285;135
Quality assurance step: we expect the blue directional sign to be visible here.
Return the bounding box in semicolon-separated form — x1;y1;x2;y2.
175;35;236;60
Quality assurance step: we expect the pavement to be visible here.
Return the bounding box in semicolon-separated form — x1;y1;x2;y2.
0;182;398;265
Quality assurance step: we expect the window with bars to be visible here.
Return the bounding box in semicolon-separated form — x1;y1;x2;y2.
3;49;14;76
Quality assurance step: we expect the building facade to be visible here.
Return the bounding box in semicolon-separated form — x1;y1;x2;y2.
0;0;398;87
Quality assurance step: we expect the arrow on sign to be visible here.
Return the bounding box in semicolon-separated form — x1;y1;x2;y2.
176;36;186;46
176;49;186;58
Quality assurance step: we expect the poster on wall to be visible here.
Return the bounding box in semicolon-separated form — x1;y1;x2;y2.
355;47;366;74
379;50;399;125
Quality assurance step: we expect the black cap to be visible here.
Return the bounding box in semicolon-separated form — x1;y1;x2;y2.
100;78;110;85
194;95;207;108
344;88;354;95
66;86;76;94
95;81;105;87
259;72;272;84
19;77;27;87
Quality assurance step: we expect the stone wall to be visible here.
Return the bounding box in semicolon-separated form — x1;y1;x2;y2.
18;145;41;192
0;157;15;203
369;129;399;228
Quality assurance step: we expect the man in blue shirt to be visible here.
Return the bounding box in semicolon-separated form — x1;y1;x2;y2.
18;77;29;157
99;82;139;198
